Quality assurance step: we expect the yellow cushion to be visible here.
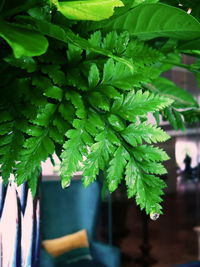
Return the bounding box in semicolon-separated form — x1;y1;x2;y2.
42;229;89;257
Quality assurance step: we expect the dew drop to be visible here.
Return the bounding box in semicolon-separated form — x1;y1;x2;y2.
150;212;159;221
61;180;71;188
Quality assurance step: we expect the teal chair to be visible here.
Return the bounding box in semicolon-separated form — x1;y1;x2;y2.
172;262;200;267
40;180;121;267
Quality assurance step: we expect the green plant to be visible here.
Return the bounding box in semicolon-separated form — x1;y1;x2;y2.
0;0;200;216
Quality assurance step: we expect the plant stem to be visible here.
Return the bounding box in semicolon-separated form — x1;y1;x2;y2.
161;60;200;73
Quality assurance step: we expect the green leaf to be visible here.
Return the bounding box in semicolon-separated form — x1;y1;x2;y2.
97;85;121;99
31;19;135;71
112;90;173;121
16;134;54;185
56;0;124;21
152;77;199;108
125;157;140;198
125;157;166;214
32;76;51;90
66;91;86;118
103;31;130;55
102;59;134;90
67;43;83;63
28;166;41;197
0;122;13;135
60;119;91;186
107;146;128;192
41;65;66;86
121;122;170;146
24;125;44;137
87;31;102;48
53;115;70;134
4;56;37;73
0;130;24;182
134;174;166;214
44;86;63;101
67;69;88;91
181;108;200;124
106;129;121;145
88;92;110;111
61;129;84;183
133;145;170;162
102;58;115;84
173;109;185;131
88;64;100;88
85;111;105;135
164;107;178;130
0;21;48;58
153;111;160;126
83;131;115;186
139;161;167;175
58;102;75;123
107;114;125;131
102;3;200;40
49;125;64;144
32;103;56;127
124;40;163;66
178;38;200;50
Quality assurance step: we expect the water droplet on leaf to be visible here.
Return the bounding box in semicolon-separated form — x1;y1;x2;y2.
61;180;71;188
150;212;159;221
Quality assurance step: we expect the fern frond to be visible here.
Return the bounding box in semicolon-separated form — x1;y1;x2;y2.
88;91;110;111
125;157;166;214
82;131;115;187
102;31;129;55
138;161;167;175
44;85;63;101
97;85;121;99
58;101;75;123
0;130;24;182
124;40;163;67
67;68;89;91
53;118;68;136
66;91;86;119
27;166;41;196
134;174;166;214
49;125;65;144
132;145;170;162
106;146;128;192
16;133;55;185
41;65;66;86
102;59;135;90
4;55;37;73
85;111;105;136
60;119;93;187
0;122;13;135
67;43;83;63
107;114;126;131
164;107;185;130
121;122;170;146
88;64;100;88
31;103;57;126
112;90;173;121
23;124;44;137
